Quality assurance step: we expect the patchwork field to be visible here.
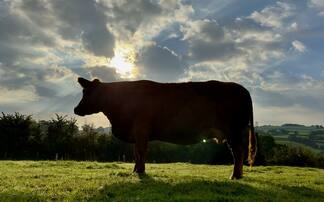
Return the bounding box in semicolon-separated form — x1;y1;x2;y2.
0;161;323;201
257;125;324;153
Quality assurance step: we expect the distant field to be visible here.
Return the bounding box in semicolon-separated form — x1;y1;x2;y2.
257;125;324;153
0;161;323;201
275;140;323;153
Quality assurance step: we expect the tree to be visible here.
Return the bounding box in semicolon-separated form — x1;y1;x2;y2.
255;134;276;165
46;114;78;160
78;124;99;161
0;112;37;159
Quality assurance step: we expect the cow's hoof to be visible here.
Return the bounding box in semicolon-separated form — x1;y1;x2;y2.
230;174;243;180
133;165;145;174
135;168;145;174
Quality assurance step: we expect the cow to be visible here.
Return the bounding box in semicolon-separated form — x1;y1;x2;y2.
74;77;257;179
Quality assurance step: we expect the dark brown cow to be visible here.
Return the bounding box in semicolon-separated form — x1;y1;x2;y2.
74;77;257;179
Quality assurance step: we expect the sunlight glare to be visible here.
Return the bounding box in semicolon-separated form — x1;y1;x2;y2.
109;46;136;78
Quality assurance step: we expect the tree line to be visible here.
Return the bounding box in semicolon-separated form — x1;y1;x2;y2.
0;112;323;168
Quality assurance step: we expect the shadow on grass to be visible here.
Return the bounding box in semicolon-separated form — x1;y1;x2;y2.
0;191;45;202
88;173;324;202
89;179;257;201
1;173;323;201
137;172;154;182
249;178;324;200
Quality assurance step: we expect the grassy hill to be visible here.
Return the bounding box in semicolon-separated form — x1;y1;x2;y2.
0;161;323;201
256;124;324;153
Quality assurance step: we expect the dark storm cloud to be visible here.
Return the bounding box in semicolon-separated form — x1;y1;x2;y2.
136;45;184;82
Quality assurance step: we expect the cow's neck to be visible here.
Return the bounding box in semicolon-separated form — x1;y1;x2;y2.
100;84;123;126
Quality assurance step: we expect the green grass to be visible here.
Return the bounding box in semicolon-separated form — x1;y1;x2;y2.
0;161;323;201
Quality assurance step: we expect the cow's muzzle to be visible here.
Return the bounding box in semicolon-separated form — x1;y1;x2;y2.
74;107;85;116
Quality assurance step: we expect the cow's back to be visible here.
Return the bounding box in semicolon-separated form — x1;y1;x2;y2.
104;80;252;144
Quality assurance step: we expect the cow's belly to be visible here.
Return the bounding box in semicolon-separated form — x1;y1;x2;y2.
111;126;135;143
152;126;227;145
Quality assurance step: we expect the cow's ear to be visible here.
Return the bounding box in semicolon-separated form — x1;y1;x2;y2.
92;78;101;86
78;77;91;88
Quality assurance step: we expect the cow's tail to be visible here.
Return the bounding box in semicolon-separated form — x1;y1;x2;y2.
248;102;257;169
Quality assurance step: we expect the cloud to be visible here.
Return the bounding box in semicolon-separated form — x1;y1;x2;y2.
182;1;314;81
51;0;115;57
181;20;286;81
292;40;307;52
89;66;121;82
248;2;295;29
255;105;324;125
81;27;114;57
309;0;324;16
97;0;193;49
0;86;39;104
254;70;324;113
98;0;163;39
136;44;184;82
181;20;242;62
0;10;55;65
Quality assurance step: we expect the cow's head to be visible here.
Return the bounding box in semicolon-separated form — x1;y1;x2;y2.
74;77;102;116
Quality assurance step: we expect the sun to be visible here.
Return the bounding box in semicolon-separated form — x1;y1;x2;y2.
109;46;136;78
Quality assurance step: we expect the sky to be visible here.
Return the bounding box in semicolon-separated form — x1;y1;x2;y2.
0;0;324;127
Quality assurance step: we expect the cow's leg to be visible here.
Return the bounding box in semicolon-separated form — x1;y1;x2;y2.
133;139;148;173
230;144;244;179
227;127;249;180
133;125;149;174
227;139;244;180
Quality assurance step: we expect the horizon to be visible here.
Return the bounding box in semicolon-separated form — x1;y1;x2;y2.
1;0;324;127
2;111;323;129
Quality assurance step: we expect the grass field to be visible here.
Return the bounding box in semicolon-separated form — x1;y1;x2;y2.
0;161;323;201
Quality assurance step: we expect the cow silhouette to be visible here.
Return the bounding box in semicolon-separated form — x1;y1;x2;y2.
74;77;257;179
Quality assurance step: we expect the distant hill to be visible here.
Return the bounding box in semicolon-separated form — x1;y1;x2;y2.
256;124;324;153
281;123;305;127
